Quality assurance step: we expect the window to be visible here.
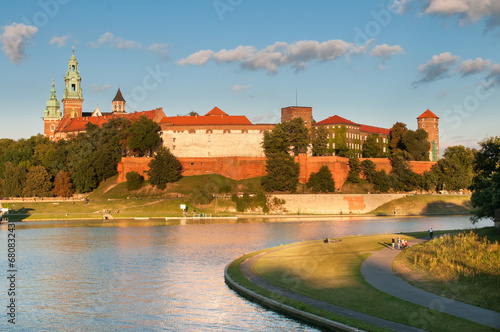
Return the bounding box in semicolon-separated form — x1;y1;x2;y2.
71;65;75;71
173;138;176;142
71;84;76;91
50;124;55;132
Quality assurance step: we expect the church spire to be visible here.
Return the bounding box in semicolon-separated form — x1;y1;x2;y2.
43;77;62;138
62;47;84;118
112;87;126;114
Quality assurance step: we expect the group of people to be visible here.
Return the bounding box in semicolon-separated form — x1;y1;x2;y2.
392;236;409;250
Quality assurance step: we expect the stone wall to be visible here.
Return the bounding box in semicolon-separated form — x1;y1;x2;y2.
272;193;406;214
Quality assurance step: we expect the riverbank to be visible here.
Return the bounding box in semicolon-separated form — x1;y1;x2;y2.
0;194;472;221
226;231;495;332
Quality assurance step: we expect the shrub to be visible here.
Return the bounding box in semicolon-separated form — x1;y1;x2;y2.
126;171;144;191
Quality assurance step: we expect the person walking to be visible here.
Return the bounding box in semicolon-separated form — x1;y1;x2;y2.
397;237;401;250
392;236;395;249
429;228;434;239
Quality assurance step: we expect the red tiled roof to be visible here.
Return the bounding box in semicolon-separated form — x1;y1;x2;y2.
57;109;162;133
160;114;252;126
417;109;439;119
360;124;390;135
315;115;360;126
205;106;228;116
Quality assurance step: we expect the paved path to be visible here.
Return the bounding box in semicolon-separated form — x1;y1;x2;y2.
361;237;500;330
240;245;425;331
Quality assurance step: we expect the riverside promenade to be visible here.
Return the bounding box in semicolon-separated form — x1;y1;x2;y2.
226;237;500;331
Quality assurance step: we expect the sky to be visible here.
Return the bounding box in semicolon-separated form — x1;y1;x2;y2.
1;0;499;154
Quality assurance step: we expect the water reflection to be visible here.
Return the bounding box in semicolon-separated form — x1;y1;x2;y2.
0;216;493;331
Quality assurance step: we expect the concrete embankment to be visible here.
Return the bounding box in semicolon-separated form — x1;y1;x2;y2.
224;262;359;332
272;193;406;214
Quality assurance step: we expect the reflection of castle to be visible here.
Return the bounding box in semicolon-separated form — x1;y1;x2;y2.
43;49;439;161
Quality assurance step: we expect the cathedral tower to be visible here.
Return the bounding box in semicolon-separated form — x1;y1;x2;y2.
43;78;62;139
417;109;439;161
62;47;83;118
112;88;126;114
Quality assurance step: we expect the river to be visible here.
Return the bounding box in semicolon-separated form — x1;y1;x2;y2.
0;215;493;331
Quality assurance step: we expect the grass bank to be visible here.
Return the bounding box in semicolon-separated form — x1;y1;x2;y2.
370;194;471;215
228;231;494;332
393;227;500;312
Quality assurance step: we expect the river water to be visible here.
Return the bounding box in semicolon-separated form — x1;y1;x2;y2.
0;215;493;331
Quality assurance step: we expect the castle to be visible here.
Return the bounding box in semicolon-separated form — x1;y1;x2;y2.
43;50;439;186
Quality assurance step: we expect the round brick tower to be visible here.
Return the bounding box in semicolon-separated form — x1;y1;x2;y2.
417;109;439;161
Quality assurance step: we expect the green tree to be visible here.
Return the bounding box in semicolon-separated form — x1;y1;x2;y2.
126;171;144;191
128;115;161;157
402;129;430;161
262;125;290;155
23;166;52;197
72;159;98;193
347;157;361;183
421;170;437;192
372;170;391;192
390;151;417;191
311;126;328;156
261;153;300;193
307;165;335;193
360;159;377;183
470;136;500;223
52;171;75;197
147;147;182;190
3;162;26;197
389;122;408;155
362;135;383;158
287;117;310;155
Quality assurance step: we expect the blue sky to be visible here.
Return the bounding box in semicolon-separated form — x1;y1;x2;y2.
1;0;499;153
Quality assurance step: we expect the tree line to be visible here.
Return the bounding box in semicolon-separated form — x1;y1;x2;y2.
0;115;162;197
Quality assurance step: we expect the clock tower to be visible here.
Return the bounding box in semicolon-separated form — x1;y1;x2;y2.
42;78;62;139
62;47;83;118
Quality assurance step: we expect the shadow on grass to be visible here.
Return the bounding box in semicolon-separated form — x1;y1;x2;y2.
5;207;33;221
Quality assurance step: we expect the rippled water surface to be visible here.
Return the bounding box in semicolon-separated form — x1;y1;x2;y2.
0;215;492;331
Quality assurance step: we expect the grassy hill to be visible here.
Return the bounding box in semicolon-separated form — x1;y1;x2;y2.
370;194;472;215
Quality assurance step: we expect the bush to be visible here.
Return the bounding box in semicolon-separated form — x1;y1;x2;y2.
307;165;335;193
126;171;144;191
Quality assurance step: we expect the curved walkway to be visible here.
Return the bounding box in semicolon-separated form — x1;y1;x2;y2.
361;237;500;330
237;245;425;331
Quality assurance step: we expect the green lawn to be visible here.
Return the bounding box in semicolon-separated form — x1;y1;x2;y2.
229;232;494;332
393;227;500;312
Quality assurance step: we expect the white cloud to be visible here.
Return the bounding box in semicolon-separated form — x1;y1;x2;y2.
456;57;491;76
370;44;405;60
392;0;500;30
0;23;38;64
413;52;460;87
148;43;169;60
177;39;371;74
90;84;112;93
177;50;215;66
90;32;141;49
232;84;251;93
486;63;500;86
49;35;70;48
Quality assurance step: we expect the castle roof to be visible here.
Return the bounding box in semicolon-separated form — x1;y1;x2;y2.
56;108;164;133
113;88;126;102
315;115;360;126
417;109;439;119
360;124;391;135
205;106;228;116
160;107;252;126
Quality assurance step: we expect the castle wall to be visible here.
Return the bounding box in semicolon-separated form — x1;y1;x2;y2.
117;156;436;190
161;124;274;158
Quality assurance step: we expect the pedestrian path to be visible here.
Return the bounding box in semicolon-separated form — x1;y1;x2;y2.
361;236;500;330
240;246;425;331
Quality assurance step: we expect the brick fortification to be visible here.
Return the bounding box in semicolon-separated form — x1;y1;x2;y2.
117;155;436;190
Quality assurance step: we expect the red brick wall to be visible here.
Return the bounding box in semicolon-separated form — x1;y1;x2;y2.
117;156;436;190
